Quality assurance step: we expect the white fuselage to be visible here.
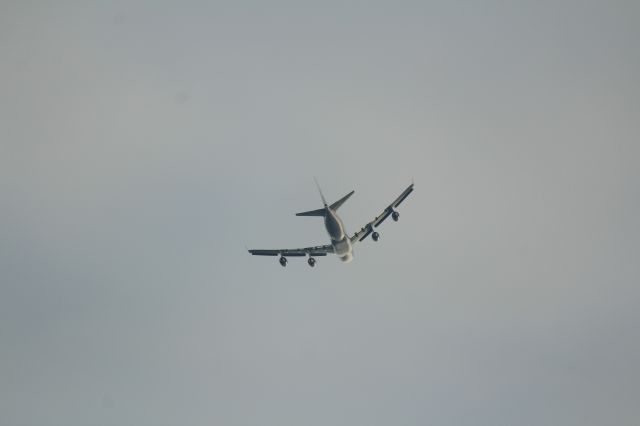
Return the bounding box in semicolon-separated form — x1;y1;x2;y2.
324;208;353;263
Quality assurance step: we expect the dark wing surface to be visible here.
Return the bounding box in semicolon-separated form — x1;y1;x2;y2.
350;183;414;243
248;244;334;257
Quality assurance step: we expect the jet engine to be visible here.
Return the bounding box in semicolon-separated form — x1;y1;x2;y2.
372;231;380;241
279;256;287;267
392;211;400;222
308;257;316;267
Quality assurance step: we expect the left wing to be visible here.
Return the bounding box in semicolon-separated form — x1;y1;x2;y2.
248;244;334;257
350;183;414;243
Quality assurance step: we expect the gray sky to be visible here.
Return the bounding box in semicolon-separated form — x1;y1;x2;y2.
1;1;639;425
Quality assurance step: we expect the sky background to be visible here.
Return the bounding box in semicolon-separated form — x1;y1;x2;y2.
1;1;639;425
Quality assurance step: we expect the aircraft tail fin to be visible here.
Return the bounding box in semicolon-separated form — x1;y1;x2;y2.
296;178;353;216
314;177;327;206
295;177;329;216
330;190;355;211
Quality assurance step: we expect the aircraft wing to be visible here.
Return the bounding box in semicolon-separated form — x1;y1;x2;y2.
248;244;334;257
350;183;414;243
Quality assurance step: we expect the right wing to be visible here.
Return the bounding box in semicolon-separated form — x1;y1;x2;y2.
350;183;414;243
248;244;334;257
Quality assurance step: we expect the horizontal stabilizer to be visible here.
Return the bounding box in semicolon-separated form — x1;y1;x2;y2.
330;190;355;211
295;207;326;217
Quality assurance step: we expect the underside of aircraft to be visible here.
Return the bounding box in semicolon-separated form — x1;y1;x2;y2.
248;180;414;267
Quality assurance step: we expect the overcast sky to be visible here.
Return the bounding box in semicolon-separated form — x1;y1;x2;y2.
1;1;639;425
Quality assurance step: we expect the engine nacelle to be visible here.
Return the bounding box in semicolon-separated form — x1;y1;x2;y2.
392;211;400;222
372;231;380;242
279;256;287;267
308;257;316;267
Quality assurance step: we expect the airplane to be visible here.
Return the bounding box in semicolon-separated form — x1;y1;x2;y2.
248;179;414;267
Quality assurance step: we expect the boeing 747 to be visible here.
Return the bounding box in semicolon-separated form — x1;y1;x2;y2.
248;180;414;267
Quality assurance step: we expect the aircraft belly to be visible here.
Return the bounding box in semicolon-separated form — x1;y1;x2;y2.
332;237;352;257
325;211;345;241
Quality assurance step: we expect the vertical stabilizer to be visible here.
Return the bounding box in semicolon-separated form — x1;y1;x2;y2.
296;177;328;216
314;176;327;206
